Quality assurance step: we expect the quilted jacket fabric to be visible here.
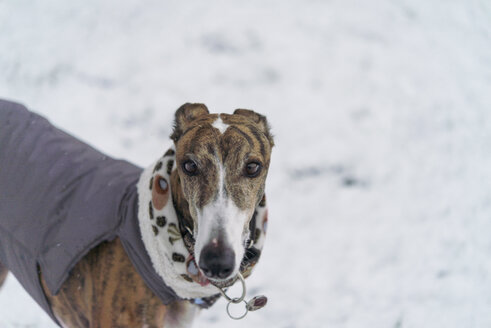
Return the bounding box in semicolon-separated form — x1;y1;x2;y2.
0;100;178;324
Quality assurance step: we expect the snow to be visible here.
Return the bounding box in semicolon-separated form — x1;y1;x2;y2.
1;0;491;327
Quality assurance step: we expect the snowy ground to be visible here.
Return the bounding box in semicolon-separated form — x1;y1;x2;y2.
1;1;491;327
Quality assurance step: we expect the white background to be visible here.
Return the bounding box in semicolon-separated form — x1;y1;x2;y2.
1;1;491;327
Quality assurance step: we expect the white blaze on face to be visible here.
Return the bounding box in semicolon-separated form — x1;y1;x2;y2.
194;160;249;278
212;115;229;134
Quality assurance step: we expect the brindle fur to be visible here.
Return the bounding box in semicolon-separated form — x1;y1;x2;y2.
40;238;194;328
0;103;272;327
171;104;274;225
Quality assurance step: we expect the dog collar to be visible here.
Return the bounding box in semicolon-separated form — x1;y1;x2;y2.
136;145;269;307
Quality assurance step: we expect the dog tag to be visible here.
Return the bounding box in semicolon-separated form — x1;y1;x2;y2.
246;295;268;311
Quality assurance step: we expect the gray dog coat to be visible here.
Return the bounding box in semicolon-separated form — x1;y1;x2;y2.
0;100;179;323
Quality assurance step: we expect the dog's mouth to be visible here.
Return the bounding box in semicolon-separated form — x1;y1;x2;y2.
180;221;243;289
178;213;262;290
185;254;237;288
179;225;222;287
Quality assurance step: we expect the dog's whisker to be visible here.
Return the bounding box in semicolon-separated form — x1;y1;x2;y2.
184;225;194;236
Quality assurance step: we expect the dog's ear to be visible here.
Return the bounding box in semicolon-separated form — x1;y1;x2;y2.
233;109;274;147
171;103;209;142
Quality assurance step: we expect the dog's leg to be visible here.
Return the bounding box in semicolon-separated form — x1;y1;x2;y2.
0;261;8;289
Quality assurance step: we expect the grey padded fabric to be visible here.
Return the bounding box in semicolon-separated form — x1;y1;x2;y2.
0;99;178;324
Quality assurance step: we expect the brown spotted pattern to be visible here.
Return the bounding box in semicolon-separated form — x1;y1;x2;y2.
156;216;167;227
172;253;185;263
164;148;175;157
167;223;182;245
153;161;163;173
149;201;154;219
180;274;193;283
152;175;170;210
166;160;174;175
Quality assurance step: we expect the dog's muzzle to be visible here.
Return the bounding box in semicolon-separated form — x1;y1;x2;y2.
198;240;235;280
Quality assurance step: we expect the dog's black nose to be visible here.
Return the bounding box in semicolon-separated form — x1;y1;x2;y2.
199;242;235;279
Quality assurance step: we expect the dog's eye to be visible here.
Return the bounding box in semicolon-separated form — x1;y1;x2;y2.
245;162;262;177
182;160;198;176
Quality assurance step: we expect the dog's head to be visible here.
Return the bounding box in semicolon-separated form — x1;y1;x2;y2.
170;103;274;284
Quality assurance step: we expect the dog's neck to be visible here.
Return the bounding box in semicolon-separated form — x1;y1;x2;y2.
136;145;268;301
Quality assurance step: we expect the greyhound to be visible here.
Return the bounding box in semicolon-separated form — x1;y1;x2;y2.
0;101;273;327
